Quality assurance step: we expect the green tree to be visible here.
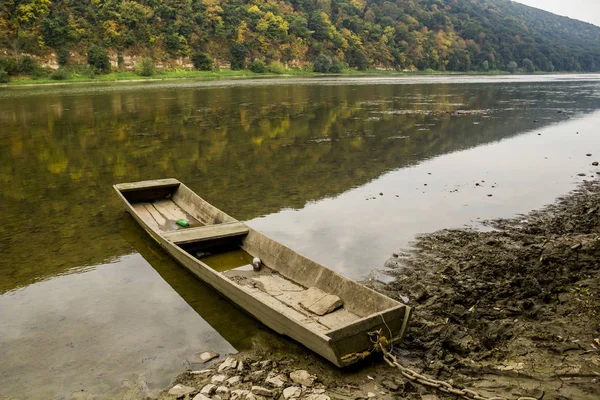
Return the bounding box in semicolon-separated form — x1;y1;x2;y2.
507;61;518;73
87;46;111;73
230;43;246;70
192;52;213;71
135;57;154;76
522;58;535;73
248;59;266;73
313;54;332;73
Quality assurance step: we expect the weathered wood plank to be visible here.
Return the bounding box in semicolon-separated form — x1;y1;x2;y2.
114;178;180;192
163;222;248;244
153;199;193;222
143;203;167;227
132;203;160;231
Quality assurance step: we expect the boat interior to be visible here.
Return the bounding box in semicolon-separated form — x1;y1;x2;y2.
117;179;405;340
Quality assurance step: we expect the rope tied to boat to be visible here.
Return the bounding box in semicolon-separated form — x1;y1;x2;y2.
368;330;540;400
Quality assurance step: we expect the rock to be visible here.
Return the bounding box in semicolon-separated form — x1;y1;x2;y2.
311;389;326;394
305;395;330;400
283;387;302;399
219;357;238;372
299;288;343;316
379;192;383;196
201;384;217;396
168;384;196;397
193;394;211;400
214;396;223;400
251;386;274;397
265;374;286;388
190;369;213;375
216;386;230;397
593;161;599;166
212;374;228;384
290;370;316;387
381;380;398;392
487;194;493;197
251;370;266;381
260;360;272;369
367;393;377;399
578;173;587;176
231;390;251;400
237;360;245;372
420;395;440;400
586;153;592;156
226;376;242;386
193;351;219;363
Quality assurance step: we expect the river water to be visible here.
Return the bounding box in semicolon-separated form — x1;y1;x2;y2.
1;75;600;399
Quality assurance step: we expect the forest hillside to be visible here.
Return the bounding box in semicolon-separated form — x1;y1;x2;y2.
1;0;600;73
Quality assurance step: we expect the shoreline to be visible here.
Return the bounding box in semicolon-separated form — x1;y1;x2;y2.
0;69;536;88
149;177;600;400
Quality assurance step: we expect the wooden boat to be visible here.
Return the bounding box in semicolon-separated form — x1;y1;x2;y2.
114;179;411;367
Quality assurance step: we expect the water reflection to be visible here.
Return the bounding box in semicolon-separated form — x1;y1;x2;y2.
2;78;599;292
1;77;600;399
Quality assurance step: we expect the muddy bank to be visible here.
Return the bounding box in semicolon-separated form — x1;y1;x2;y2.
375;179;600;399
157;180;600;400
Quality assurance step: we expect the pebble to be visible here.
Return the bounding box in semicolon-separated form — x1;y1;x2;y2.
212;374;228;384
237;360;245;372
260;360;272;369
201;384;217;395
593;161;599;166
251;386;275;397
195;351;219;363
578;173;587;177
193;394;211;400
367;393;377;398
290;370;316;387
487;194;493;197
304;395;330;400
190;369;213;375
265;374;286;388
226;376;242;386
168;383;196;397
218;357;238;372
216;386;230;396
283;387;302;399
231;390;252;400
381;380;399;391
586;153;592;156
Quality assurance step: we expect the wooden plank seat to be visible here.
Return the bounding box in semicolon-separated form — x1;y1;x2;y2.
163;222;249;244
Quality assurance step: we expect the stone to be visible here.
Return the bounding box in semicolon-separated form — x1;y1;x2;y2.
593;161;599;166
265;374;286;388
420;395;440;400
212;375;228;384
381;380;398;392
216;386;230;397
283;386;302;400
190;369;213;375
305;394;330;400
289;370;316;387
251;386;274;397
193;351;219;363
219;357;238;372
237;360;245;372
168;384;196;397
214;396;223;400
227;376;242;386
311;389;326;394
201;384;217;396
260;360;272;369
231;390;255;400
299;287;343;316
367;393;377;398
283;387;302;400
193;394;211;400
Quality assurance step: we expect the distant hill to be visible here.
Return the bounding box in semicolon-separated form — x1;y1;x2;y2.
1;0;599;72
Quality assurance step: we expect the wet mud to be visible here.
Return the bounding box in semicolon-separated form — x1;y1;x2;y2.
374;180;600;399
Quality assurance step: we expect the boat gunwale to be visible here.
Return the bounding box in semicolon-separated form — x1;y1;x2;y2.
113;178;410;366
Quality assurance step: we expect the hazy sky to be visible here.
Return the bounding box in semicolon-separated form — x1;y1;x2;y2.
514;0;600;27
